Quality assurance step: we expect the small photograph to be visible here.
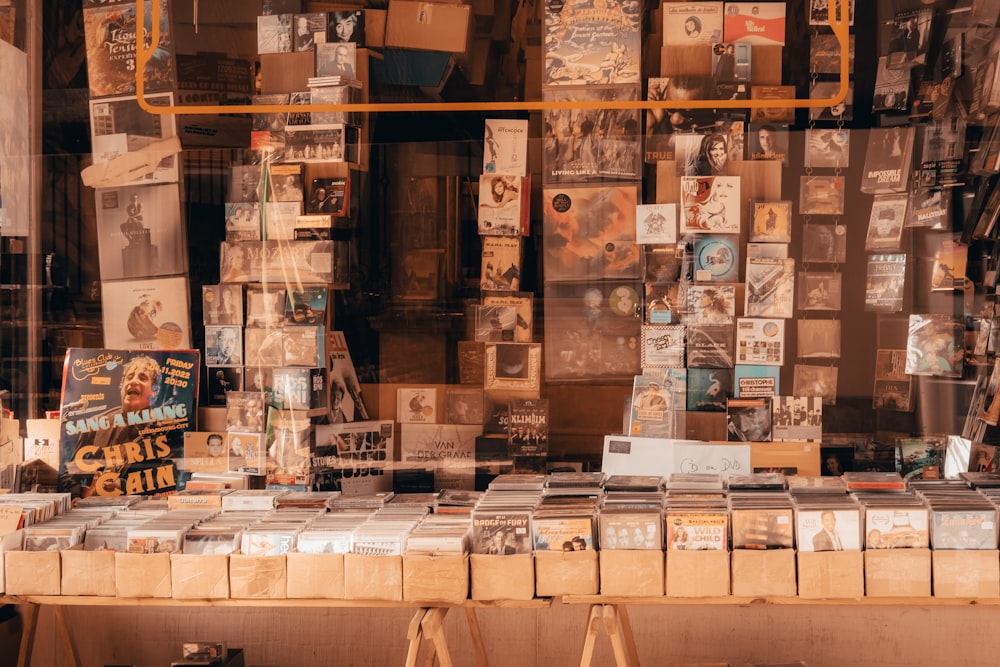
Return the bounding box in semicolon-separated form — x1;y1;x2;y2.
797;272;842;311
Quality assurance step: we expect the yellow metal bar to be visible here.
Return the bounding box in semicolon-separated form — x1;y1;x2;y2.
136;1;849;116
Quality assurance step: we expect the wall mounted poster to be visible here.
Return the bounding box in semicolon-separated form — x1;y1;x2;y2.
59;348;200;497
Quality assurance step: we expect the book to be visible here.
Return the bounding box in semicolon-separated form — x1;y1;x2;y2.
59;348;199;497
861;126;915;195
483;119;529;176
628;370;687;437
542;0;641;87
723;2;786;45
542;184;639;281
481;236;523;291
508;397;549;456
542;85;641;183
478;174;530;236
772;396;822;442
735;317;785;366
680;176;741;234
95;183;187;280
89;93;178;185
745;257;795;319
102;276;191;350
797;272;842;311
84;0;176;98
905;314;965;378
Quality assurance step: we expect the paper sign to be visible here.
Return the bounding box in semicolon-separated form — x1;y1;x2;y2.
0;505;23;535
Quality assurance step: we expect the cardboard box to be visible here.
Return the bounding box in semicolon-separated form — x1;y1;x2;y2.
5;550;60;595
932;550;1000;598
171;553;231;599
403;554;469;603
534;549;599;597
229;555;287;599
731;549;796;597
385;0;471;53
796;550;864;599
260;51;316;95
61;548;117;596
286;552;345;599
666;550;730;597
0;531;25;594
115;552;172;598
865;549;931;597
599;550;664;597
365;8;387;47
344;554;403;601
470;553;534;600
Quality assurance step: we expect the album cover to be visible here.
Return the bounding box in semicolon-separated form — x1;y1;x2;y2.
284;284;330;327
686;367;732;411
472;509;533;554
206;366;243;406
474;304;518;343
731;507;794;549
723;2;785;45
645;245;684;285
802;224;847;263
246;285;286;328
599;511;663;550
684;283;735;325
636;203;677;245
898;435;947;481
810;32;855;73
931;509;999;550
311;421;395;495
905;314;965;378
640;324;686;368
543;281;642;380
792;364;839;405
733;364;779;397
887;7;933;68
261;202;304;241
310;84;361;127
864;195;908;251
542;184;639;281
243;327;284;368
508;397;549;456
662;2;723;46
862;126;915;194
797;272;842;311
749;201;791;243
252;93;288;133
735;317;785;366
101;276;191;350
750;85;795;124
484;119;529;176
907;187;950;229
665;511;728;550
534;515;595;551
485;343;542;392
745;257;795;319
396;249;443;300
675;132;730;177
680;176;741;234
59;348;199;497
542;85;641;182
228;165;263;203
482;293;534;343
84;0;175;98
258;13;292;54
873;55;911;113
771;396;822;442
478;174;529;236
930;234;968;291
281;325;324;367
692;236;739;282
95;184;186;280
183;432;230;474
796;508;861;552
969;441;1000;473
797;319;841;359
481;236;523;292
458;341;487;385
542;0;641;87
726;397;772;442
711;41;751;100
284;123;353;163
804;129;850;169
872;377;913;412
397;388;438;424
808;80;854;121
645;281;682;324
284;91;312;127
399;423;480;491
446;387;485;425
220;240;348;286
808;0;854;25
315;41;356;77
628;369;687;437
799;175;845;215
205;325;243;366
225;202;261;242
306;177;350;216
89;93;178;185
747;123;788;163
645;76;718;163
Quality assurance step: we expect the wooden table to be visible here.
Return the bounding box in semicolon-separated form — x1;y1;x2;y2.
0;595;552;667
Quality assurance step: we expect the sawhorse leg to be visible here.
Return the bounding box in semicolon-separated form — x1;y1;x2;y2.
578;604;639;667
464;607;489;667
16;603;38;667
405;607;454;667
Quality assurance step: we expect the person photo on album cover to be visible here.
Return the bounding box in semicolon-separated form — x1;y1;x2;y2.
331;11;362;44
812;511;844;551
